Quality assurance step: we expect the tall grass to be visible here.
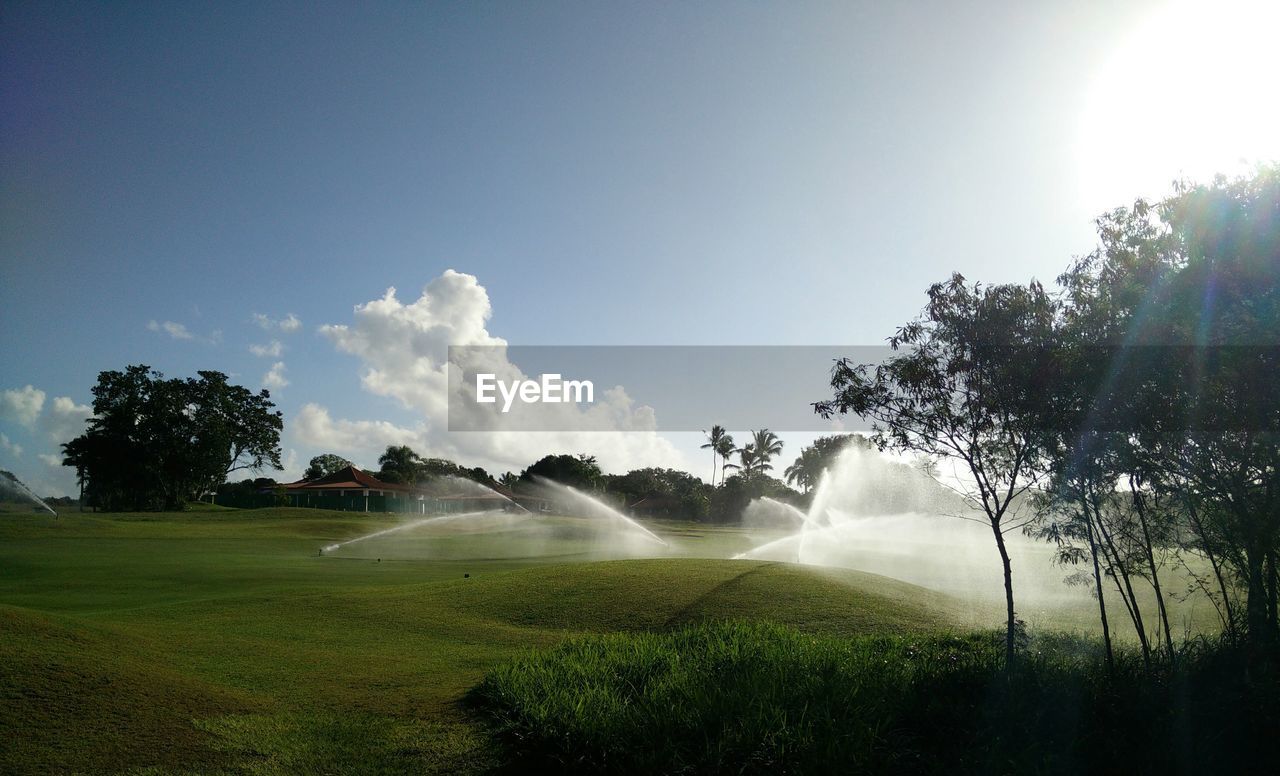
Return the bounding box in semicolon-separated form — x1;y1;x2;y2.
471;621;1278;774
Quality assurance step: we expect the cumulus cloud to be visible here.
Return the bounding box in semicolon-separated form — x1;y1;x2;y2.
311;270;686;474
38;453;61;467
40;396;93;442
1;385;45;428
1;387;91;452
262;362;289;389
253;313;302;333
1;433;22;457
250;340;284;358
294;403;424;453
147;320;194;340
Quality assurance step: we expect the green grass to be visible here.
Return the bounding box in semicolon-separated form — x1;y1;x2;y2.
473;621;1280;774
0;509;968;773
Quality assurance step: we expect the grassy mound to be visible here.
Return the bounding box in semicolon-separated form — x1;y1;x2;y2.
1;509;981;772
472;621;1280;774
435;559;965;634
0;605;257;773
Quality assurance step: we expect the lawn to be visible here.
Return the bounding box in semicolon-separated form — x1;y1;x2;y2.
0;508;970;773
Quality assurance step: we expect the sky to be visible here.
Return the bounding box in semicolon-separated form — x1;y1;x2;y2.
2;0;1277;497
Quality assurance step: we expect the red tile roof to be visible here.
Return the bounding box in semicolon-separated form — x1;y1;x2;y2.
284;465;414;492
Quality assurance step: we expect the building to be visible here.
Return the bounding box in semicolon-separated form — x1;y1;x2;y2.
280;466;423;512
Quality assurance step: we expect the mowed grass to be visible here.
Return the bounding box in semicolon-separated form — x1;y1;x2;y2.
0;509;967;774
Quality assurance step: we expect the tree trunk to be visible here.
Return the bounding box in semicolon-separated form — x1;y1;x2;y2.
1095;510;1152;666
1245;546;1270;652
1131;482;1176;661
992;521;1017;668
1084;504;1115;674
1267;550;1278;638
1186;497;1236;634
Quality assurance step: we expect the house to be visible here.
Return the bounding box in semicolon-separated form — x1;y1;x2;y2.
281;465;423;513
278;466;538;514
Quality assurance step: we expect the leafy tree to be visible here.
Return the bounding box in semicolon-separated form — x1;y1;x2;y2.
519;454;603;491
605;467;712;521
304;454;351;481
708;471;799;523
816;275;1060;666
377;445;422;485
785;435;869;494
1046;167;1280;653
61;365;282;511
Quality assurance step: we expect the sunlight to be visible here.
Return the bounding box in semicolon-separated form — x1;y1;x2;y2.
1076;0;1280;212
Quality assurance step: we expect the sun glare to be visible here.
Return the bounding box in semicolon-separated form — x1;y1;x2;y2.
1076;0;1280;212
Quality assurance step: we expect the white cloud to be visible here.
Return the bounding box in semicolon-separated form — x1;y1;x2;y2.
148;319;221;345
40;397;93;442
263;362;289;390
312;270;686;474
148;319;194;340
38;453;61;467
249;340;284;358
294;403;423;453
1;433;22;457
253;312;302;333
281;448;299;478
1;385;45;428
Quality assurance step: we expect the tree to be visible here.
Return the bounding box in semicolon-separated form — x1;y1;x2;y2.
305;454;351;481
61;365;282;511
750;429;784;472
724;444;758;479
519;454;603;491
605;467;712;521
188;371;284;495
815;275;1060;667
785;435;869;494
784;446;821;494
377;445;422;485
715;434;737;486
701;426;729;486
1048;167;1280;654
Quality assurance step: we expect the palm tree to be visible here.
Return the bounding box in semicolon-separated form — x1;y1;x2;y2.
724;444;758;479
784;446;822;494
715;434;736;486
701;425;729;486
377;444;422;485
750;429;784;473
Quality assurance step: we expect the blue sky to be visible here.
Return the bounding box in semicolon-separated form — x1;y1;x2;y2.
3;1;1277;496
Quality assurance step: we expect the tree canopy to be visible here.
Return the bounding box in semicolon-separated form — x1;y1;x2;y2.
62;365;282;511
304;454;352;481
